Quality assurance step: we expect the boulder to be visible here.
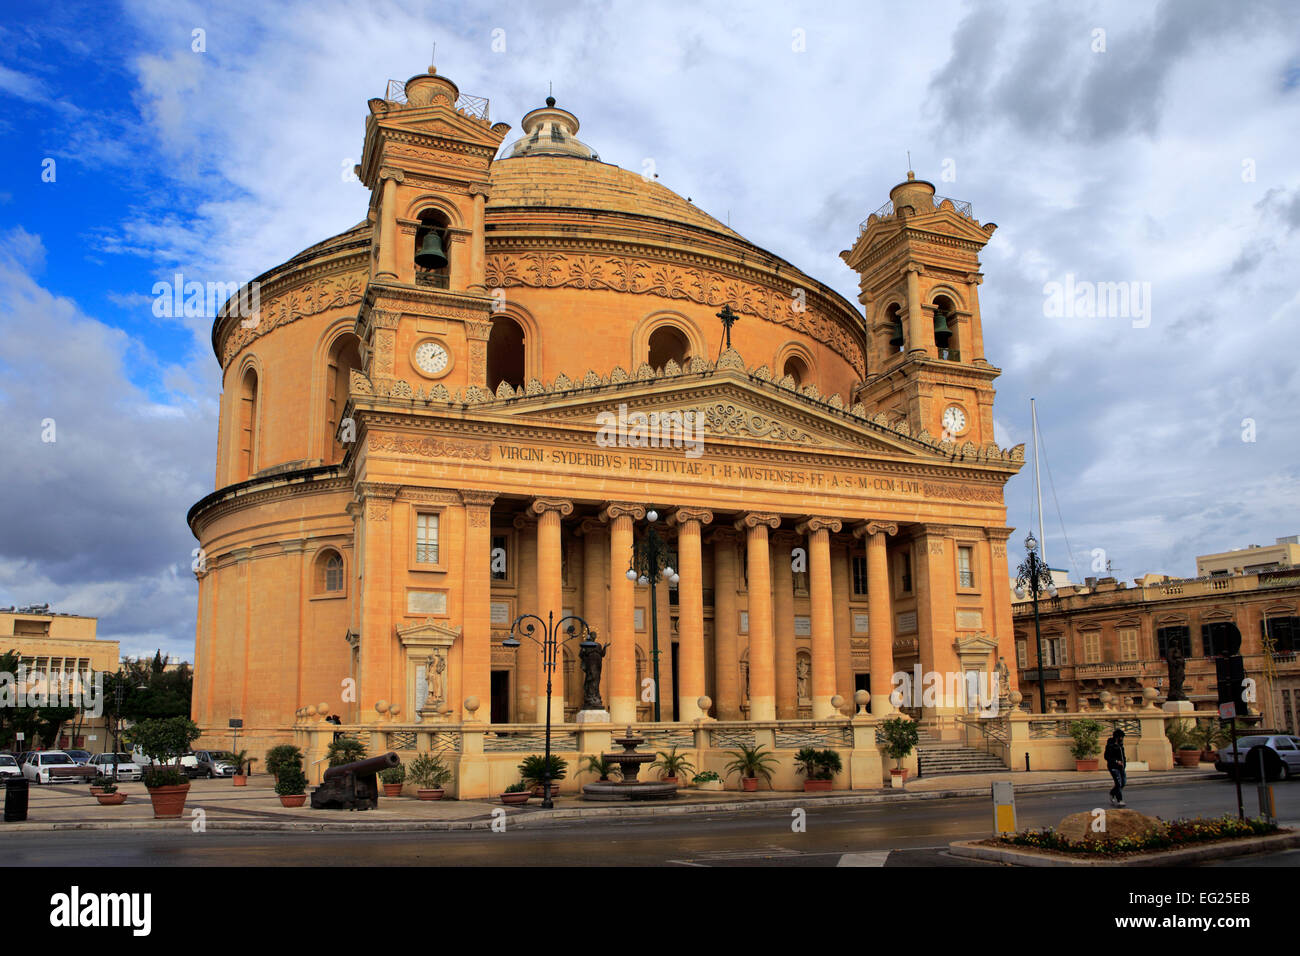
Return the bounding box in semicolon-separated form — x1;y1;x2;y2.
1056;808;1168;845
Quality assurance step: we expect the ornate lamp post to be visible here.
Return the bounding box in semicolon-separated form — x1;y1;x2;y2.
503;611;596;808
1014;532;1057;714
626;507;680;722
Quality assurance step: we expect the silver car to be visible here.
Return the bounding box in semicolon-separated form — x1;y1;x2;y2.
0;755;21;779
88;752;142;781
1214;735;1300;779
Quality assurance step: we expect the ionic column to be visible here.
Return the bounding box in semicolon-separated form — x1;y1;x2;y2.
530;497;573;724
459;490;497;721
771;530;799;719
856;520;898;716
798;516;843;719
736;513;780;721
512;514;539;720
600;502;645;724
709;529;741;719
831;541;854;714
670;508;713;721
375;169;404;281
905;264;931;358
578;518;609;707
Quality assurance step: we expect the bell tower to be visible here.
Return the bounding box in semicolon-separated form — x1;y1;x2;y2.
841;172;1002;447
355;64;511;394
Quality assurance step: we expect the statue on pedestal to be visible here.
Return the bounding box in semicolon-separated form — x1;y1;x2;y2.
579;632;609;710
1166;641;1187;702
423;651;446;710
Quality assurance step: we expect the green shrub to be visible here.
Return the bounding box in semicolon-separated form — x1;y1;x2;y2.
722;743;778;785
325;737;366;767
125;717;200;787
274;764;308;796
881;716;919;767
504;781;529;793
650;746;696;780
1068;719;1104;760
692;770;721;783
408;753;451;789
379;765;407;785
266;744;304;779
518;753;567;787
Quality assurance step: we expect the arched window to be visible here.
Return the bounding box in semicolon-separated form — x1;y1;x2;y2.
885;303;905;356
647;325;690;370
315;550;344;594
236;367;258;482
325;333;362;465
932;295;958;360
487;316;526;392
782;355;809;388
414;211;451;289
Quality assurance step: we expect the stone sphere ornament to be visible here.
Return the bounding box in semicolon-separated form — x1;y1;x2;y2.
375;699;390;714
854;689;870;714
317;702;330;716
464;696;481;716
831;694;845;711
697;695;712;714
306;705;318;717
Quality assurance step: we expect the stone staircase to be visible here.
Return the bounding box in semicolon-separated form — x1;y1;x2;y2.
915;728;1008;775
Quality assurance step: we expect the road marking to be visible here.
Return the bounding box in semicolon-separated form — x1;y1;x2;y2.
836;851;891;867
667;859;709;867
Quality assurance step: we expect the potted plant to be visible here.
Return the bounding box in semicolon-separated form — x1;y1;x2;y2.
229;750;257;786
1166;721;1202;767
95;778;126;806
691;770;723;792
500;781;531;805
1195;720;1222;763
519;754;568;797
379;764;407;797
882;716;919;786
274;763;308;807
1068;719;1104;771
578;754;621;782
408;753;452;800
325;737;366;767
723;743;778;792
266;744;304;784
89;779;105;795
126;717;201;819
650;746;696;784
795;747;842;792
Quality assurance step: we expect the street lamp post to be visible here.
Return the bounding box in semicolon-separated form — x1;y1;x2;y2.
626;508;680;722
503;610;596;809
1014;532;1057;714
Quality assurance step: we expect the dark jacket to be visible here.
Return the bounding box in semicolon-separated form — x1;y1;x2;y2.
1104;737;1126;770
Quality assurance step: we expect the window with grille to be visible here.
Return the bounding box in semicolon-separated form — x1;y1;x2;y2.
324;554;343;591
416;513;440;564
958;546;974;588
851;555;868;596
1117;627;1139;661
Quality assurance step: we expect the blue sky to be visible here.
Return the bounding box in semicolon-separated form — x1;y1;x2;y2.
1;0;1298;661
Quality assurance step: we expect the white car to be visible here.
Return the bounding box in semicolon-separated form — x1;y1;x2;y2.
22;750;94;784
0;755;21;779
88;752;142;781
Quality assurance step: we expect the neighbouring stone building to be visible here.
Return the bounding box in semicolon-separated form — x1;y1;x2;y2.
187;62;1031;793
1014;561;1300;733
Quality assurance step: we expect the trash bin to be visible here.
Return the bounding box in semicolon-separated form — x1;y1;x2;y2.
4;777;29;822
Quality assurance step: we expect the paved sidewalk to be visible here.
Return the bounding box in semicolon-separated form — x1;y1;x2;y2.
2;765;1220;832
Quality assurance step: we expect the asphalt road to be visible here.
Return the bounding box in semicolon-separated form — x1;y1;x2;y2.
5;777;1296;866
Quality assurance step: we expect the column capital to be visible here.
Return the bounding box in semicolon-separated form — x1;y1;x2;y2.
458;489;499;509
853;520;898;539
529;497;574;518
355;481;401;501
669;507;714;527
599;502;646;522
468;183;492;199
913;523;955;539
734;512;780;531
796;516;842;535
706;527;739;545
377;167;406;184
985;526;1016;542
903;262;926;275
576;517;607;536
511;513;537;531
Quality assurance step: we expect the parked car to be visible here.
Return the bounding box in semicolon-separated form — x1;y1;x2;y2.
63;749;92;765
1214;734;1300;779
131;747;200;775
87;753;142;781
0;755;21;779
21;750;97;784
192;750;238;779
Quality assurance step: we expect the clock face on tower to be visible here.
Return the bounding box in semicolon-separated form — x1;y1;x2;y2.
413;339;451;377
941;404;968;437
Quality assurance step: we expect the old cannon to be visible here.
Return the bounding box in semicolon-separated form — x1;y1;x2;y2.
310;751;401;811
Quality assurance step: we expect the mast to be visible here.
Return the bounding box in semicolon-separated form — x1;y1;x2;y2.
1031;398;1047;569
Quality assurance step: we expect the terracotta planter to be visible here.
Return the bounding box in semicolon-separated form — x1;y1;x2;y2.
741;777;759;792
145;783;191;819
96;792;127;806
1176;749;1202;767
1075;759;1100;772
1201;750;1217;763
531;783;561;797
417;788;445;801
890;768;907;789
891;767;910;781
233;775;247;787
501;791;530;805
278;794;307;808
90;786;105;795
661;776;679;785
382;783;403;797
803;779;833;792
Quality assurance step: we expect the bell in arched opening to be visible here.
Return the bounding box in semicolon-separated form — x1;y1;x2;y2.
414;228;448;270
933;308;952;349
889;316;905;349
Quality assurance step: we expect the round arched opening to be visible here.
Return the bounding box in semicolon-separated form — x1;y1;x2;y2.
487;316;526;392
326;333;362;464
782;355;810;388
647;325;690;370
414;211;451;289
932;295;958;360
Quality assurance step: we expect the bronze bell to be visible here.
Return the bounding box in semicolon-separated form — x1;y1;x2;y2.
414;229;448;270
933;309;951;347
889;317;905;348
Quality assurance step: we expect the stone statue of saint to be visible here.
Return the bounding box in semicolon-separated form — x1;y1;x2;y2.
1166;640;1187;701
796;657;811;700
579;632;609;710
424;652;446;708
995;656;1011;699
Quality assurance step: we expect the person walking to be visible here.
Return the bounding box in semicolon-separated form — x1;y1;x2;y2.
1104;728;1127;807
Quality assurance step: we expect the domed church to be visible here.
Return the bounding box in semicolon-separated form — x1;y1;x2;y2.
188;62;1026;793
